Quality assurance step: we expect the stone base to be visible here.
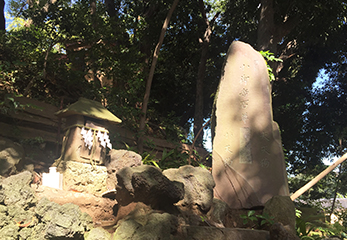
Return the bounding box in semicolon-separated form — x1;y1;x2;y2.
58;160;108;196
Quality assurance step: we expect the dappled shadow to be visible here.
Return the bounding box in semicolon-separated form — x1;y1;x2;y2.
211;41;289;209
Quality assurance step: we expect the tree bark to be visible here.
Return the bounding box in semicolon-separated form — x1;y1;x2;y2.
194;0;219;146
0;0;5;31
137;0;180;153
104;0;117;19
257;0;276;53
257;0;299;80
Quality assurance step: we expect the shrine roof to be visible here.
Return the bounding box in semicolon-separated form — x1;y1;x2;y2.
55;97;122;124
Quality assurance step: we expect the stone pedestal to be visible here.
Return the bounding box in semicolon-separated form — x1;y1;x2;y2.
212;41;289;209
58;160;108;196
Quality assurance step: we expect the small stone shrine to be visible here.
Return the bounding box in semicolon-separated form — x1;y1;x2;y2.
212;41;289;209
55;97;121;195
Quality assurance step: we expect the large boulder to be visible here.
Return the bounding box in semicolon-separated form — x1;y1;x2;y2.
0;137;25;176
115;165;184;211
105;149;142;189
163;165;215;213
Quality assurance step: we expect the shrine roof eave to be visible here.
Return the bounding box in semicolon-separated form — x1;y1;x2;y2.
55;97;122;124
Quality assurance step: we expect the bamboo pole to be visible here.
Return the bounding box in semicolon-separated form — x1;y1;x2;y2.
290;152;347;201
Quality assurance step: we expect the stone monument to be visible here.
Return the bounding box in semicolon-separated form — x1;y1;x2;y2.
212;41;289;209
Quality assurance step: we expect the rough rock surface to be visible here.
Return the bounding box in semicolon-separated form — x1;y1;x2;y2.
263;195;296;234
85;227;111;240
206;198;229;227
35;185;115;223
163;165;215;213
113;202;178;240
58;160;108;196
0;171;94;239
0;136;25;176
105;149;142;190
115;165;184;210
181;227;269;240
34;197;93;239
270;222;300;240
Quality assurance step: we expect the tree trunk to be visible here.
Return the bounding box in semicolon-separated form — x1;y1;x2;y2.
194;41;208;147
257;0;276;53
0;0;5;31
137;0;180;153
104;0;117;19
194;0;219;147
257;0;300;79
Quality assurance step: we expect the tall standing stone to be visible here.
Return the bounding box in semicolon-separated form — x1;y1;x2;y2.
212;41;289;209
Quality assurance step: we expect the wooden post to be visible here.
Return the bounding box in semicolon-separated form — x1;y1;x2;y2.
290;152;347;201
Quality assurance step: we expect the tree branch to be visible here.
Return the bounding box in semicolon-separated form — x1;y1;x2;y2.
138;0;180;153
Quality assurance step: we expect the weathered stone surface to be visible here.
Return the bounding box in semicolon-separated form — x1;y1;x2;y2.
163;165;215;213
113;202;178;240
0;136;25;176
0;171;94;240
1;171;36;208
105;149;142;189
0;223;20;239
115;165;184;210
181;226;270;240
206;198;229;227
34;197;93;239
35;185;115;223
270;222;300;240
85;227;112;240
58;160;108;196
212;41;289;209
263;195;296;235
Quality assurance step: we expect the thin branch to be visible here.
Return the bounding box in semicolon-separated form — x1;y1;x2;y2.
138;0;180;153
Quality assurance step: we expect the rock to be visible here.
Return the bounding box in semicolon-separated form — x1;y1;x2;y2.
163;165;215;213
270;222;300;240
206;198;229;227
85;227;112;240
0;171;95;240
212;41;289;209
0;223;19;239
59;160;108;196
1;171;36;208
113;202;178;240
35;185;115;223
181;226;270;240
263;195;296;234
34;197;93;239
0;137;25;176
106;149;142;189
115;165;184;210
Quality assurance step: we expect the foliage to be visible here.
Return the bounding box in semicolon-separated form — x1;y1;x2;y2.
240;210;274;228
295;208;347;240
1;0;347;180
0;93;42;114
142;147;190;170
259;50;283;82
141;145;209;170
